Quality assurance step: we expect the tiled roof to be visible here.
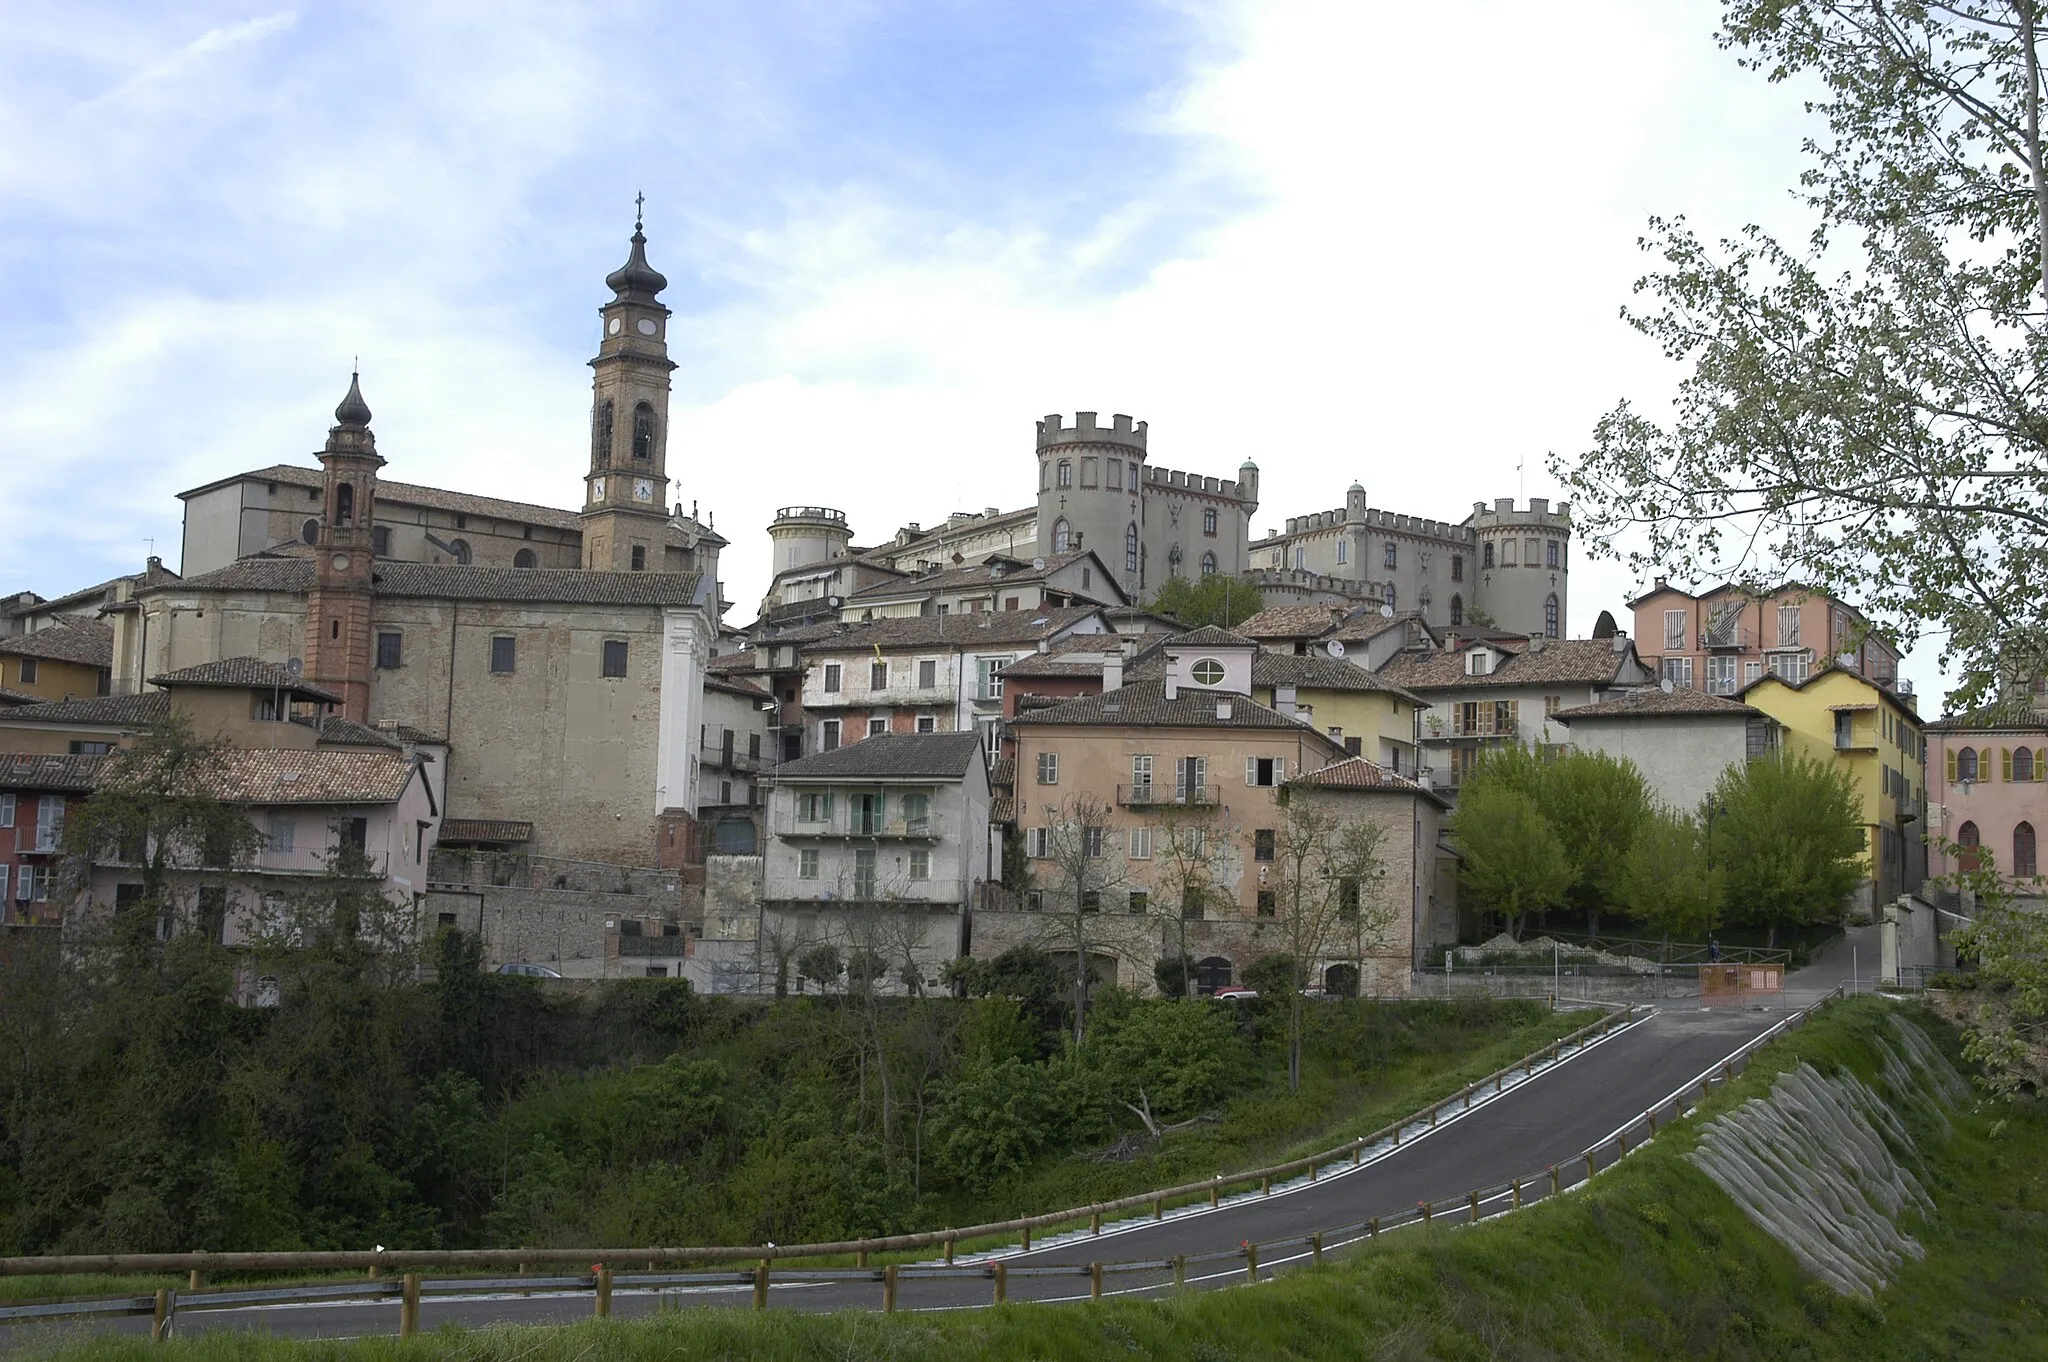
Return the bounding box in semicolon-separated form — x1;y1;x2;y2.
1250;652;1422;701
150;656;343;703
845;550;1110;601
0;686;41;707
1378;639;1637;690
1550;688;1759;722
0;620;114;667
1009;678;1342;735
188;748;419;805
1734;663;1921;717
1165;625;1258;650
185;464;588;531
706;675;773;701
1295;755;1444;804
1000;637;1124;679
1236;604;1358;639
1925;697;2048;732
0;693;170;727
988;756;1016;789
440;818;534;843
292;715;402;748
775;731;986;780
707;651;762;674
379;723;445;744
803;607;1107;654
0;753;108;792
152;555;705;607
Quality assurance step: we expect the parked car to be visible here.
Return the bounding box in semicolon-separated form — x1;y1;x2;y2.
1212;986;1259;1001
495;963;563;978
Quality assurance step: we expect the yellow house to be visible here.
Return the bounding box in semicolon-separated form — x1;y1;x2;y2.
1737;666;1927;911
0;621;113;702
1248;652;1423;776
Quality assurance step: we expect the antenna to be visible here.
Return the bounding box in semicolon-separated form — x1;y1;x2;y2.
1659;678;1674;694
1380;604;1394;618
1325;639;1346;658
1031;557;1046;571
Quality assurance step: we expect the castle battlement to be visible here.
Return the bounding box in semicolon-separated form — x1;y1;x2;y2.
1269;507;1473;541
1143;465;1244;501
1244;568;1378;595
1037;411;1148;452
1467;497;1572;528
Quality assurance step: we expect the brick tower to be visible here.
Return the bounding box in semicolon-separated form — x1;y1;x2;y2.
303;373;382;722
581;203;678;572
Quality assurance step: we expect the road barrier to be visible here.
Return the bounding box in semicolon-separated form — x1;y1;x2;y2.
1;1001;1690;1335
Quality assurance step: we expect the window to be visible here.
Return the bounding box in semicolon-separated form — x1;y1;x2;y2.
2019;747;2039;783
1547;539;1560;568
853;849;877;898
1776;605;1802;647
1081;890;1103;914
871;660;888;690
1203;507;1218;535
1126;522;1140;573
33;798;64;853
1131;754;1154;795
197;885;228;944
1744;659;1764;684
630;544;646;571
1129;826;1153;859
601;640;629;677
16;657;37;685
1483;542;1495;568
1128;890;1148;914
980;717;1003;756
514;548;537;569
867;718;887;737
1451;555;1464;582
1502;539;1517;567
632;402;656;460
1254;828;1276;861
1336;539;1348;565
1294;548;1306;569
1385;583;1397;609
301;517;319;545
977;657;1005;700
69;740;113;755
1766;652;1810;684
490;635;516;674
1256;890;1276;916
267;815;294;854
1345;736;1363;757
2016;822;2038;878
798;792;833;822
1057;459;1072;489
1052;518;1072;553
902;792;930;832
370;631;400;670
1544;594;1559;638
1037;752;1059;785
1189;658;1226;686
1108;458;1122;490
823;664;842;693
1181;888;1204;920
918;659;937;688
449;538;471;565
915;714;936;733
0;793;12;828
1835;712;1856;749
1080;457;1097;487
593;398;614;464
1384;541;1397;569
1661;656;1694;688
1026;827;1052;858
1663;610;1687;651
821;719;841;751
1957;746;1979;781
909;849;931;880
1176;755;1207;800
1082;827;1105;858
1200;551;1218;576
1706;655;1737;694
1246;756;1285;786
1338;879;1361;918
372;526;391;557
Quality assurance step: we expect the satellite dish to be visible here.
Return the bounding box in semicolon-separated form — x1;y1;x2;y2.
1380;604;1394;618
1031;557;1046;571
1660;678;1675;694
286;657;303;678
1325;639;1346;658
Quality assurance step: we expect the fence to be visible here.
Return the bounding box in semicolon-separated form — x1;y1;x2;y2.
1410;965;1701;1002
3;996;1836;1338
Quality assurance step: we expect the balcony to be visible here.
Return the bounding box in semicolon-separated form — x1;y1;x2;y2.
1699;622;1750;649
776;815;946;841
1116;784;1215;808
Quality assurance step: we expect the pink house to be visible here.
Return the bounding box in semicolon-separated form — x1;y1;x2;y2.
1926;711;2048;890
1631;581;1902;697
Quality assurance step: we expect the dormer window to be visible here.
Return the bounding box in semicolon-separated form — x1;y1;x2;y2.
1466;648;1493;677
1191;658;1225;686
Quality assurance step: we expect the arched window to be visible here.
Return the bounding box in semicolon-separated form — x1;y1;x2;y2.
1545;593;1560;638
1194;956;1233;996
1384;583;1397;609
1125;522;1139;573
1450;594;1463;626
371;526;390;557
1051;518;1072;553
2016;822;2038;878
1959;820;1981;872
630;544;646;571
514;548;537;569
1200;551;1218;576
1958;746;1980;781
714;816;758;855
301;518;319;546
335;482;354;526
2017;747;2037;782
1483;542;1495;568
449;538;472;566
592;399;614;467
631;402;655;461
1057;459;1072;489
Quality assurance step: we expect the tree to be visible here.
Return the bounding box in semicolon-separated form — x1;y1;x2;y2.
1559;1;2048;706
1941;833;2048;1093
1543;750;1654;935
1452;780;1572;942
1149;574;1265;629
1708;751;1865;947
1263;796;1393;1092
1139;803;1239;1001
1029;794;1133;1046
1615;808;1724;945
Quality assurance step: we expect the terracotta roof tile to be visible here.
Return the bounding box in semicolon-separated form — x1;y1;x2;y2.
846;550;1110;601
188;464;587;531
1378;639;1640;690
1009;679;1344;741
293;715;402;748
152;556;706;607
0;693;170;727
1550;688;1760;721
0;620;113;667
1250;652;1422;702
440;818;533;843
1295;755;1445;804
775;732;986;780
185;748;419;805
150;656;342;703
0;753;108;792
0;685;43;706
1235;604;1355;639
803;608;1107;653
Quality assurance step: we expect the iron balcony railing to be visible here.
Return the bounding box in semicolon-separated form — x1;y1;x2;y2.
1115;783;1213;808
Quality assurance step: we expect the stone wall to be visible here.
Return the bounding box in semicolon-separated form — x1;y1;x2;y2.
427;864;698;977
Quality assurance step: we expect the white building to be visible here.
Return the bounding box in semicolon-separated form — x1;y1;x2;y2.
1549;687;1781;815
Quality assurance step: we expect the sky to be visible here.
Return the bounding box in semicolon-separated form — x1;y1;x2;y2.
1;2;1930;694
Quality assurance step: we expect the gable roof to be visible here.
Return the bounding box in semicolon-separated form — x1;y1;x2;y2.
1377;638;1641;690
0;686;41;707
150;657;343;704
1000;637;1130;679
1163;624;1259;651
1734;663;1921;717
845;549;1124;603
0;753;108;792
1249;652;1423;703
0;692;170;728
179;748;423;805
293;714;403;748
1008;679;1344;743
774;731;986;780
150;555;705;607
803;607;1107;654
182;463;588;531
1549;688;1759;722
1293;755;1448;806
0;620;114;667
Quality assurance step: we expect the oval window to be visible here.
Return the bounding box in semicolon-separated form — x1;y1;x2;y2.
1191;658;1225;686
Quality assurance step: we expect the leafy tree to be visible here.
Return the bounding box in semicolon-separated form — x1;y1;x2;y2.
797;943;842;994
1941;833;2048;1093
1453;780;1572;941
1616;808;1724;945
1708;751;1865;947
1542;749;1654;935
1152;952;1194;998
1087;996;1245;1120
1149;574;1264;628
1559;0;2048;704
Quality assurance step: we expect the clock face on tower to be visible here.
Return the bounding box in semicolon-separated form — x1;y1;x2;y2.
636;318;658;336
633;478;654;503
607;317;622;335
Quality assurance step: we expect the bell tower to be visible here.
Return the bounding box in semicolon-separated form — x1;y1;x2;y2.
304;372;382;723
581;199;678;572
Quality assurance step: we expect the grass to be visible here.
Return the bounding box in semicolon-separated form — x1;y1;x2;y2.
20;996;2048;1360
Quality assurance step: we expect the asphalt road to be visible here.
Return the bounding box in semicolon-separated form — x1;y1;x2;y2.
14;930;1872;1345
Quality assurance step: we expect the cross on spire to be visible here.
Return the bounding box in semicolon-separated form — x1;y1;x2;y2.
634;191;645;231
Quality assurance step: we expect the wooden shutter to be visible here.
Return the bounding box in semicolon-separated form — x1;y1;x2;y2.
1946;749;1957;783
1246;757;1259;786
2003;748;2014;782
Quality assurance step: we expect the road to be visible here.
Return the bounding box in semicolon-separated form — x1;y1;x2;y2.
10;928;1871;1345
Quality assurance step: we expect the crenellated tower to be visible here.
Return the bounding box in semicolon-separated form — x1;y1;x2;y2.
1035;411;1149;596
581;204;678;572
303;373;383;722
1467;497;1572;638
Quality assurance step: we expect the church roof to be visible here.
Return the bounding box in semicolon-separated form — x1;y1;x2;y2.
155;556;705;607
0;620;113;668
334;372;372;427
605;221;669;303
180;465;588;532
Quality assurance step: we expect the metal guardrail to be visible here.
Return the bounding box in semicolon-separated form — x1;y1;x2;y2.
2;1002;1685;1337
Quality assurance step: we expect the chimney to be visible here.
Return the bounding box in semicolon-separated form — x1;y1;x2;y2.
1166;678;1179;701
1215;701;1233;720
1102;656;1123;691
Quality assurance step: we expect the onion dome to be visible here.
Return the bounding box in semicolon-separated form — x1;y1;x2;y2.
605;212;668;304
334;371;372;428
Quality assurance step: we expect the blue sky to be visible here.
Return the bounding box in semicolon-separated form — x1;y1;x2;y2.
2;3;1927;692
